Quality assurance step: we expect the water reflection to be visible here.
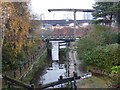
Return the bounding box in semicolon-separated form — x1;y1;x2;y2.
39;40;67;88
39;61;66;88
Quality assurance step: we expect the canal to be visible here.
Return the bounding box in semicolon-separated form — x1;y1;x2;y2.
38;41;67;89
40;61;66;88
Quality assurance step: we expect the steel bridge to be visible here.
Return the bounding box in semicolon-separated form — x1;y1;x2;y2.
42;20;93;26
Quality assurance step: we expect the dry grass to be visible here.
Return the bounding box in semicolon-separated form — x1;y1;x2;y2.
77;76;109;88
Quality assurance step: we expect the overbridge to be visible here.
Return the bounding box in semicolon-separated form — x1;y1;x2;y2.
42;20;93;26
41;9;94;26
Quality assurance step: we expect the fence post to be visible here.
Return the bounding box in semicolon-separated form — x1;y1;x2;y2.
20;76;23;81
7;81;11;88
13;71;16;79
73;72;77;90
70;81;73;89
33;54;34;60
20;66;22;75
35;52;37;60
28;60;30;67
31;58;32;64
26;61;29;68
24;62;26;69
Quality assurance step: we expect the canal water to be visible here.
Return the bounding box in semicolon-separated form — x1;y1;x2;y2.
39;41;67;88
39;61;66;88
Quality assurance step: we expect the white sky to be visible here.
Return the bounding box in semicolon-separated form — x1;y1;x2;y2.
30;0;95;20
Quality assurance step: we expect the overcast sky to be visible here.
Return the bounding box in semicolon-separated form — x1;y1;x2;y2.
30;0;95;20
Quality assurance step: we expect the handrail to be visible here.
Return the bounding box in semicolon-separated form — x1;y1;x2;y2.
40;72;92;89
2;74;33;89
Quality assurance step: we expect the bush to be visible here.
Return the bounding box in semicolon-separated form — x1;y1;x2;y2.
77;25;119;69
83;44;119;69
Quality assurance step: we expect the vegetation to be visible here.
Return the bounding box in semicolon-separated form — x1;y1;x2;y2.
59;48;68;62
77;25;120;85
0;1;46;89
81;3;120;84
92;2;120;26
92;2;114;25
0;1;44;72
22;53;48;85
1;2;30;71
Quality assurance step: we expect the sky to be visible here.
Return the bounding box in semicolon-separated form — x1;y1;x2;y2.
30;0;95;20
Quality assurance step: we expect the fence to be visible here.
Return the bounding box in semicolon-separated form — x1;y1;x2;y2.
4;44;46;81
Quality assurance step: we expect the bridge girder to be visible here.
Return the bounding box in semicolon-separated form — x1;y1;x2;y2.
48;9;95;12
42;20;93;26
44;38;76;42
